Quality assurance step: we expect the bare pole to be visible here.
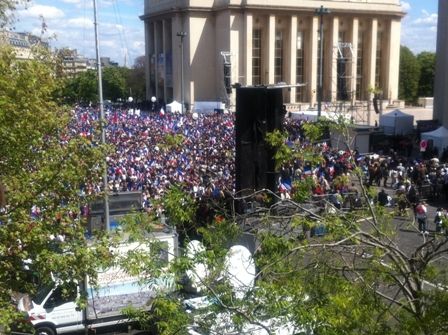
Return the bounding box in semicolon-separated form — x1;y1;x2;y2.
177;32;187;114
93;0;110;231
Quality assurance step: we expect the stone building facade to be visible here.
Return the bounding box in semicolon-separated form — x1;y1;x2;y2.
0;31;49;60
141;0;404;113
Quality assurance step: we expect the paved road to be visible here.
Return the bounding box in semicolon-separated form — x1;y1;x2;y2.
368;184;448;257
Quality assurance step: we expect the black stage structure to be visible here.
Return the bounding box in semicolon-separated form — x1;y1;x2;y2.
235;85;287;195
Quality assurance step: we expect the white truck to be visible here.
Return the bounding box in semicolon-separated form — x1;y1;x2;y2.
17;231;178;335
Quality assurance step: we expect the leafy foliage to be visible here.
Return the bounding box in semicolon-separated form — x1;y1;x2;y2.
292;177;315;203
59;69;98;104
399;45;421;104
128;118;448;335
102;66;128;101
416;51;436;98
160;133;185;152
162;185;198;244
127;55;146;102
0;45;108;329
0;0;31;27
58;59;146;104
265;129;292;171
124;296;191;334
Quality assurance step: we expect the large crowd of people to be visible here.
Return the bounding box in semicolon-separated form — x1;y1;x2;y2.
70;105;235;207
69;104;448;234
360;152;448;233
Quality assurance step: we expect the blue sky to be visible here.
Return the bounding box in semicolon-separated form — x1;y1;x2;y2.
9;0;438;67
400;0;438;54
11;0;144;67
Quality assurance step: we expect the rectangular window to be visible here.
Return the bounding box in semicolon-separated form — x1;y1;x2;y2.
375;31;383;89
337;32;349;101
296;30;305;102
317;30;325;100
356;31;364;100
252;29;262;85
274;30;283;84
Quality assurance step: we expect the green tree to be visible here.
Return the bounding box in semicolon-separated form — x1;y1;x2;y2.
0;0;30;27
103;66;128;102
60;66;132;104
0;45;109;330
399;45;420;104
127;55;146;102
417;51;436;98
129;120;448;335
60;69;98;104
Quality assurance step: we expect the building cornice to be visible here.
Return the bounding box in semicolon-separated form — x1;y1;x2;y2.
141;3;404;22
142;0;405;19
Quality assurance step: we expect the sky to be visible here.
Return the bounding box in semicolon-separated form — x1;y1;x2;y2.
10;0;144;67
7;0;439;67
400;0;438;54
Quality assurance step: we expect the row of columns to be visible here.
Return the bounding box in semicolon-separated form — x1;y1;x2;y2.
145;15;183;104
144;11;400;111
242;13;400;105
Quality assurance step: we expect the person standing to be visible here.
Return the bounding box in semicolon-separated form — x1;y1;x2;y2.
380;162;389;187
377;189;389;206
415;201;428;234
434;208;444;233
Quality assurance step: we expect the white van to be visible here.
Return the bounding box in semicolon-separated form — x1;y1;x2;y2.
18;231;178;335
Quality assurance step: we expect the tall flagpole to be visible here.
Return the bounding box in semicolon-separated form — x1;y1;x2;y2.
93;0;110;231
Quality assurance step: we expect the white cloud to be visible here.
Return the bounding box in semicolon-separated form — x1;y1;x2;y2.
11;0;145;66
133;41;144;49
103;23;124;33
99;39;116;48
401;1;411;12
67;17;93;28
414;11;438;25
18;5;65;20
401;4;438;54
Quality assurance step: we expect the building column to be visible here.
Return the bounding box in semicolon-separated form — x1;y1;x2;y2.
144;21;152;99
366;18;378;93
162;19;167;100
366;18;378;125
329;16;339;102
385;19;400;103
153;21;159;99
245;13;253;86
172;15;182;103
350;18;359;104
289;15;298;103
309;16;319;106
267;15;276;84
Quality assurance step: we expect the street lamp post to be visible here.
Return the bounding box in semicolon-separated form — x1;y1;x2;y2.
315;5;331;118
93;0;109;231
177;32;187;114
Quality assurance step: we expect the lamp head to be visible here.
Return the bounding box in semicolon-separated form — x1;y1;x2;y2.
315;6;331;15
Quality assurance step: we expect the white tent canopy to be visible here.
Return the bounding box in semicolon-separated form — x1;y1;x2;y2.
421;126;448;154
379;109;414;135
193;101;225;114
290;110;351;122
166;100;183;113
